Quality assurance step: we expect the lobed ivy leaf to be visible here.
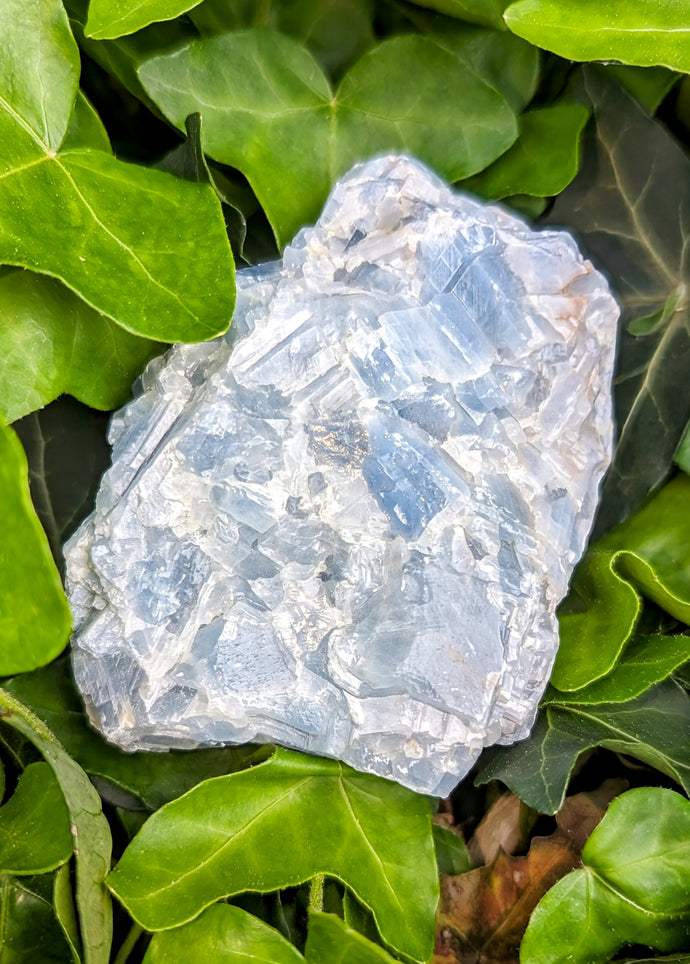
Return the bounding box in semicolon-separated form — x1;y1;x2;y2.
521;788;690;964
108;747;439;962
0;419;71;674
144;904;306;963
0;0;235;344
188;0;376;79
0;875;73;963
504;0;690;73
462;105;589;200
0;688;113;964
305;912;397;963
138;29;519;247
0;763;72;876
0;272;161;423
545;68;690;536
5;659;264;812
552;473;690;693
85;0;204;40
476;679;690;814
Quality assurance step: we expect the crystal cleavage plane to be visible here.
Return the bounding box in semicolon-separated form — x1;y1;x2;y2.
64;155;618;797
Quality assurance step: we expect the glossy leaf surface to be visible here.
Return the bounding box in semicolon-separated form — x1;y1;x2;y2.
86;0;203;39
109;748;438;962
546;69;690;535
476;680;690;813
521;788;690;963
553;473;690;693
139;29;518;246
0;421;71;674
0;272;160;423
0;0;235;343
144;903;306;963
463;105;589;200
0;688;112;964
504;0;690;72
0;763;72;875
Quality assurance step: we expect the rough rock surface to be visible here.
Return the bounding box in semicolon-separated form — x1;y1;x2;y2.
64;155;618;797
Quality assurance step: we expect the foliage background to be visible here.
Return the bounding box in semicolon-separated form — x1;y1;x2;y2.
0;0;689;962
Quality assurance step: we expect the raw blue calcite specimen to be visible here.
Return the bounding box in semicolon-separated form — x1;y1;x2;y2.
64;155;618;797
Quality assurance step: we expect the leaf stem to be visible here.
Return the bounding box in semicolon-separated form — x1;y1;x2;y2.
309;874;325;914
113;922;143;964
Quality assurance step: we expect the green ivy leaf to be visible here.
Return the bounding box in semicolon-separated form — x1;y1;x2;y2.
521;788;690;964
144;904;306;963
0;688;113;964
138;29;518;247
0;272;161;423
108;748;438;962
545;68;690;536
0;419;71;674
85;0;204;39
676;422;690;474
188;0;376;79
0;875;73;963
476;680;690;814
5;659;264;811
553;473;690;693
305;912;397;963
0;0;235;344
0;763;72;875
62;91;112;153
504;0;690;72
462;105;589;200
548;632;690;705
605;65;678;114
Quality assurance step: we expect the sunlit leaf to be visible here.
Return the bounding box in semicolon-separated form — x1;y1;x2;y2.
0;272;160;423
0;420;71;674
504;0;690;72
521;788;690;964
0;0;235;343
109;748;438;962
139;29;518;246
86;0;203;39
305;912;396;963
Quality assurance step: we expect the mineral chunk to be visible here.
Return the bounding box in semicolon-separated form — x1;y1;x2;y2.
64;155;618;797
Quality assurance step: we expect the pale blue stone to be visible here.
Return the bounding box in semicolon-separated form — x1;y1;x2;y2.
64;155;618;797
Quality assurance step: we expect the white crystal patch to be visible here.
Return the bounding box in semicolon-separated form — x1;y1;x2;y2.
64;155;618;797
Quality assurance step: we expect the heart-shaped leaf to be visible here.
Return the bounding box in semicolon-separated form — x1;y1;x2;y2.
0;419;71;674
504;0;690;72
143;904;306;963
0;0;235;343
108;747;438;962
86;0;204;39
139;29;519;246
521;788;690;964
0;687;113;964
545;69;690;535
0;272;161;423
476;679;690;813
0;763;72;875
